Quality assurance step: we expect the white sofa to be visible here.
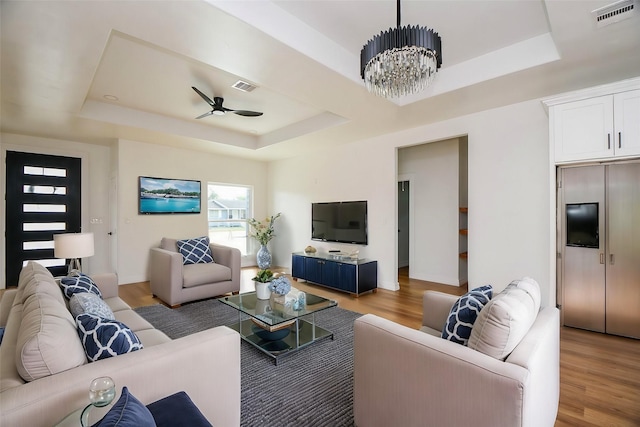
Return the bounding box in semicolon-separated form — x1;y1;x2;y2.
354;279;560;427
0;261;241;426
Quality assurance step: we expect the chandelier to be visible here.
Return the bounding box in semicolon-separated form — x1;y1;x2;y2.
360;0;442;98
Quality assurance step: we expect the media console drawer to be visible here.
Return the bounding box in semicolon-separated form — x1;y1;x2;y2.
291;253;377;296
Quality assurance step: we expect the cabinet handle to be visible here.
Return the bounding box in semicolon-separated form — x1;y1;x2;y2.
607;133;611;150
610;254;615;265
600;253;605;264
619;131;622;149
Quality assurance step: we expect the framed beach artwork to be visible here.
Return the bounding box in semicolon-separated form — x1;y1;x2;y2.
138;176;201;214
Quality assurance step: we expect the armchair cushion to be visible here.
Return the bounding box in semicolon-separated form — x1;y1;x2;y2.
177;236;214;265
182;263;232;288
60;274;103;300
441;285;492;345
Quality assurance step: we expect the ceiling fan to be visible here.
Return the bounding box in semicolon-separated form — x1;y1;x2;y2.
192;86;263;119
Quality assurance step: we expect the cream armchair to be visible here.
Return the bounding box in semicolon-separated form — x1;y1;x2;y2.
354;289;560;427
149;237;241;307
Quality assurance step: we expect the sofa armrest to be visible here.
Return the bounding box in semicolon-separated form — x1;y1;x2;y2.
354;314;529;427
0;326;241;427
149;248;184;305
91;273;119;299
422;290;458;331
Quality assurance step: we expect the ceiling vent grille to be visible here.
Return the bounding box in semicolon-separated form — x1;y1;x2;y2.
593;0;636;27
232;80;257;92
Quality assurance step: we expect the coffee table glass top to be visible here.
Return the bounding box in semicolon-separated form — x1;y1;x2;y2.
219;292;337;328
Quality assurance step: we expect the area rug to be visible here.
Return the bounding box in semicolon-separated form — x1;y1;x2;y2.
134;299;361;426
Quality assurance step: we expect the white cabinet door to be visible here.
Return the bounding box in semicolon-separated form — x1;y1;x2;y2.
613;89;640;158
553;95;614;162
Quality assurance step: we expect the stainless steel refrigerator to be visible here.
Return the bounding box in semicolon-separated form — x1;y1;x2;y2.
558;162;640;339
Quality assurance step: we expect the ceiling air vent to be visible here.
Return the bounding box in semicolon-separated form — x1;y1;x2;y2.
232;80;257;93
593;0;636;27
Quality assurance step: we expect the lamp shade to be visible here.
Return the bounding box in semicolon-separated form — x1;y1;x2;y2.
54;232;95;259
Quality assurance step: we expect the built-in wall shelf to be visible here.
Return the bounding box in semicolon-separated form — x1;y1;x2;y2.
459;208;468;261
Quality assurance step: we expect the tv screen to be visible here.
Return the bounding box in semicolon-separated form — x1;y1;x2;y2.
312;201;368;245
139;176;201;214
566;202;599;248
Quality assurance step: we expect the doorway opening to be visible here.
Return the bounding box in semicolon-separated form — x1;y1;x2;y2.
396;136;468;287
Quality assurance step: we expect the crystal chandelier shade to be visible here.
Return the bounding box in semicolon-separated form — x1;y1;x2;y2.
360;1;442;98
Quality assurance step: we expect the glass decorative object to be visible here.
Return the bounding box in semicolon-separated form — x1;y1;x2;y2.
80;376;116;426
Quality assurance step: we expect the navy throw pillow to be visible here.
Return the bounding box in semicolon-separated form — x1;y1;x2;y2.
147;391;212;427
442;285;493;345
60;273;102;299
177;236;214;265
91;387;156;427
76;314;143;361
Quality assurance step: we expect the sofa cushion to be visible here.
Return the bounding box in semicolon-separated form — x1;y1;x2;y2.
177;236;214;265
468;281;539;360
92;386;156;427
441;285;492;345
507;276;541;313
60;273;103;299
182;262;232;288
76;314;143;361
16;292;87;381
15;261;53;304
69;293;115;320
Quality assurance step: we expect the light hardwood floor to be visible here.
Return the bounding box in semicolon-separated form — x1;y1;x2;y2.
97;267;640;426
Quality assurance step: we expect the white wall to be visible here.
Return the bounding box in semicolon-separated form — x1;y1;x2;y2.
0;134;269;287
269;99;554;307
398;138;460;285
1;133;112;287
115;139;269;284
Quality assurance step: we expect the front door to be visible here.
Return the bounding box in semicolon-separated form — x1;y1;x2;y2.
5;151;81;286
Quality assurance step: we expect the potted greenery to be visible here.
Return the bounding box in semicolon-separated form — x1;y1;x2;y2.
252;269;274;300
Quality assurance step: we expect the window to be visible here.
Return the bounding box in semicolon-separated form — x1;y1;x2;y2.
207;184;251;255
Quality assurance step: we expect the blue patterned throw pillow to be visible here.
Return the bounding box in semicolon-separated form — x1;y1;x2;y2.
69;293;115;320
442;285;493;345
76;314;143;361
177;236;214;265
60;273;102;299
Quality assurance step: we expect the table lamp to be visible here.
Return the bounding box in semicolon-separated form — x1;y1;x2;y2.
54;232;94;276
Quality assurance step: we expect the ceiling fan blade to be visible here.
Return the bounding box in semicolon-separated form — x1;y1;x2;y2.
232;110;263;117
195;110;214;119
192;86;215;107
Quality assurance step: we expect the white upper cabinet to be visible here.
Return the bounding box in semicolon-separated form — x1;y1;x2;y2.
545;79;640;164
552;95;614;162
614;89;640;158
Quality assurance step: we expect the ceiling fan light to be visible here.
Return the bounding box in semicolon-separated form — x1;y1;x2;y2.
212;110;225;116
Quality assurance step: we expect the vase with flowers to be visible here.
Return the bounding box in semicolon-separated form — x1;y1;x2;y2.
252;269;274;300
248;213;281;269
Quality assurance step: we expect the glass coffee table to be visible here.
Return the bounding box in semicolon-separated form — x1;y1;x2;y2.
219;292;337;364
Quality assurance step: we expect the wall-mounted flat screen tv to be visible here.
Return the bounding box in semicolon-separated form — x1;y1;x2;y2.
566;202;599;248
312;201;368;245
139;176;201;214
